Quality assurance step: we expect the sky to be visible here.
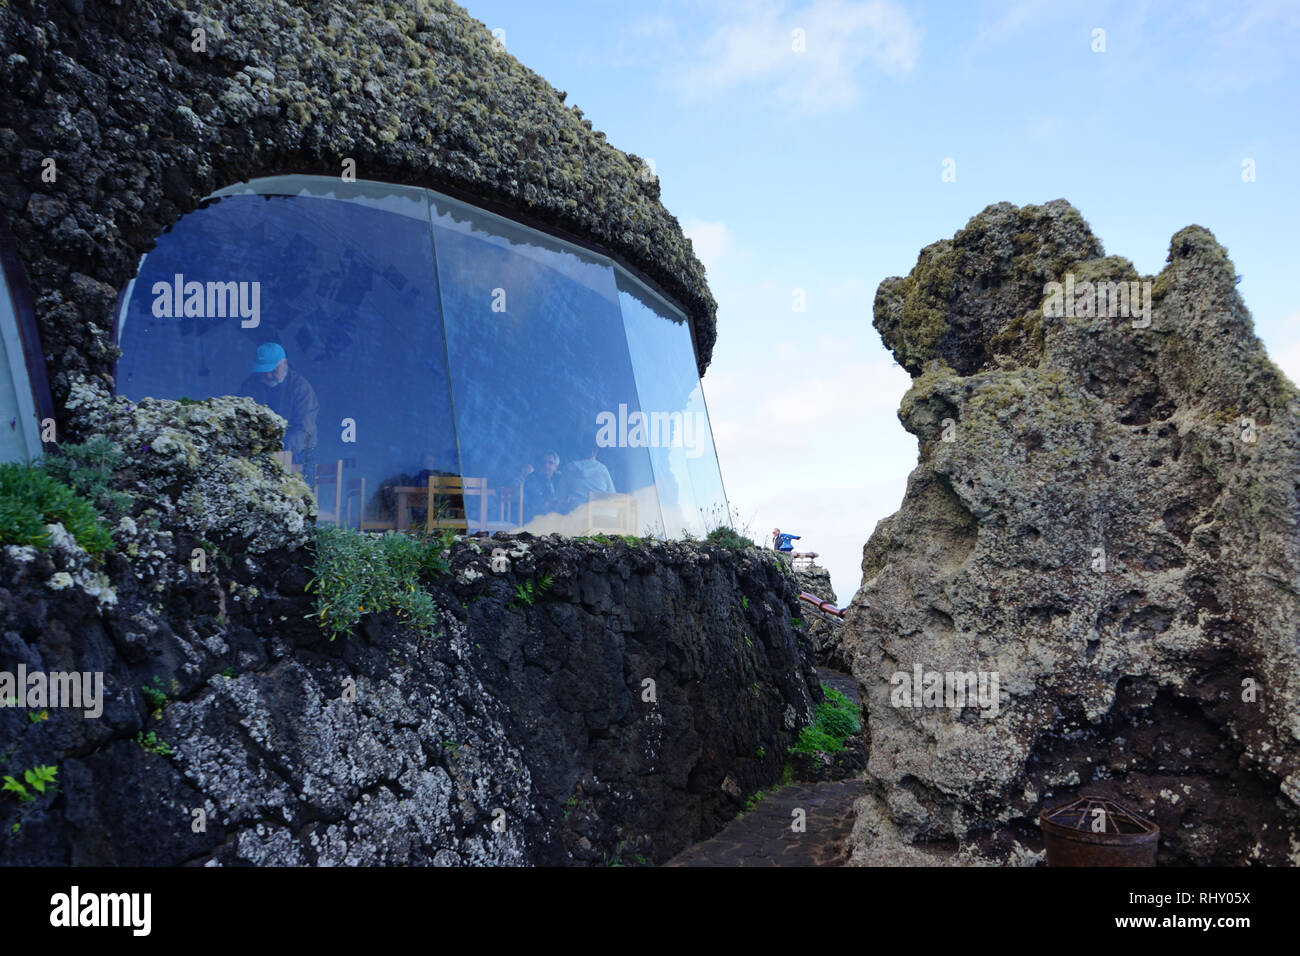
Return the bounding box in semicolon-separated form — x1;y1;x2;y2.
462;0;1300;602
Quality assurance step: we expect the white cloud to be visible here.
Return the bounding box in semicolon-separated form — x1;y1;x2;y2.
704;329;915;601
682;218;732;276
973;0;1053;48
673;0;921;114
1269;335;1300;387
688;200;918;602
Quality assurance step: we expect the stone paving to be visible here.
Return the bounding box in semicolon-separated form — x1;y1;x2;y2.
665;668;866;867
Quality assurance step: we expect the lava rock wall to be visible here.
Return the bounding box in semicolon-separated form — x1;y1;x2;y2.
845;200;1300;866
0;391;818;865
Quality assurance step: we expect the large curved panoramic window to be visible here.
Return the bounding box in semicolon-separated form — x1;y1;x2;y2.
114;175;728;538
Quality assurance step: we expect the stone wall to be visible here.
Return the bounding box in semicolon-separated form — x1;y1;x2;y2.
0;394;818;866
776;552;849;671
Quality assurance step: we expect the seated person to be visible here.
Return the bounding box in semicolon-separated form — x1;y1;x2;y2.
240;342;319;461
520;450;560;522
555;439;615;515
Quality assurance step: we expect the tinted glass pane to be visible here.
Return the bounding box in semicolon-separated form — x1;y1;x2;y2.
115;186;458;531
617;272;730;537
0;258;42;463
431;197;664;536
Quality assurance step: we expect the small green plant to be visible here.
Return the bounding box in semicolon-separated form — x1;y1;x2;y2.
705;526;755;549
27;709;48;723
743;787;769;813
755;745;766;759
741;595;749;610
790;616;804;628
141;675;179;715
0;462;114;554
510;574;553;609
39;438;134;522
699;501;757;548
196;537;228;566
307;526;452;640
562;793;579;821
220;666;235;678
2;765;58;803
789;685;861;755
135;731;173;757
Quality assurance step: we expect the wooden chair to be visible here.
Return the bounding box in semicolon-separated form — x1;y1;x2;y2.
313;459;344;525
586;492;638;535
425;476;488;532
344;476;396;531
313;458;357;526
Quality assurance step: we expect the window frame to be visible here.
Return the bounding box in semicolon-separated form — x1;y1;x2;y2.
0;214;56;458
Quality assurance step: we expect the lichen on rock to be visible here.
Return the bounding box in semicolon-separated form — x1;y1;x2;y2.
846;200;1300;866
63;374;314;554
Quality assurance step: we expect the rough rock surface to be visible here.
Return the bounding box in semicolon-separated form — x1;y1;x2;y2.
0;0;717;433
0;393;818;864
845;200;1300;866
778;553;848;671
1;531;818;866
65;375;316;553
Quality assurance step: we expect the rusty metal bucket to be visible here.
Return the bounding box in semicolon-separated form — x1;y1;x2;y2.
1040;792;1159;867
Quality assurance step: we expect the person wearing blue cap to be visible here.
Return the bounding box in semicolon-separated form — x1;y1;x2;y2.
240;342;320;460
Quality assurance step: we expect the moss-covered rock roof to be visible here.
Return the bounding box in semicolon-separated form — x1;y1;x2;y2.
0;0;717;419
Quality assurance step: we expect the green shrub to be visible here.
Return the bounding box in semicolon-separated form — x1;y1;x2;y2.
699;501;756;548
39;438;133;520
705;526;755;550
790;725;843;754
307;526;452;640
818;704;857;740
789;685;861;755
0;462;114;554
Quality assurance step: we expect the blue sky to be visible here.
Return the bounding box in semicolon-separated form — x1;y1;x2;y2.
463;0;1300;601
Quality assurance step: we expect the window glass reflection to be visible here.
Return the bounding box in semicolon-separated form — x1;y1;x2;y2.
431;197;664;536
0;254;43;463
115;189;459;532
113;175;727;541
617;273;729;536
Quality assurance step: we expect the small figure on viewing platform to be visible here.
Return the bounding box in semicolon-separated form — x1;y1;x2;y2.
772;528;800;552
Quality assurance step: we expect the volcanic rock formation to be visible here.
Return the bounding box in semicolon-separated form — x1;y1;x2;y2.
845;200;1300;866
